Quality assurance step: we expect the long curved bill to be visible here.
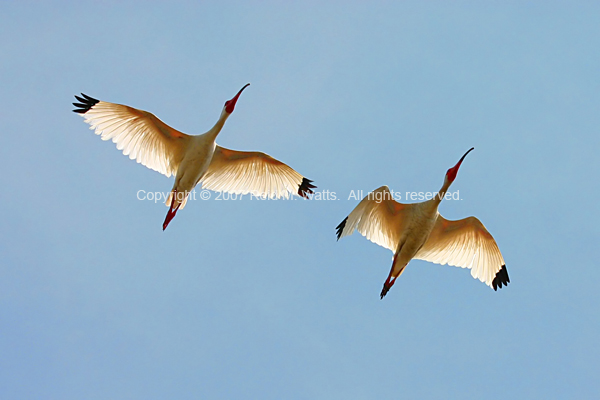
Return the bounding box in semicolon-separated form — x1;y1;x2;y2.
452;147;474;171
225;83;250;113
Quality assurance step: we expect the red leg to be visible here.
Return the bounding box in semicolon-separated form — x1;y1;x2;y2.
163;191;181;231
380;274;397;299
380;253;400;299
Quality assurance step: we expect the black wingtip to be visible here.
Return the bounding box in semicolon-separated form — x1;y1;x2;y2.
492;265;510;291
298;178;316;199
72;93;99;114
335;217;348;241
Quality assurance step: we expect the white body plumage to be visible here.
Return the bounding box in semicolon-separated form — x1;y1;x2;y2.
73;85;315;230
336;148;509;298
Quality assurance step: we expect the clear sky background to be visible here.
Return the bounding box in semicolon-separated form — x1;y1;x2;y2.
1;2;599;399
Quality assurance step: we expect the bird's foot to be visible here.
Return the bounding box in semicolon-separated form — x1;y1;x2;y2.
163;194;181;231
380;276;397;299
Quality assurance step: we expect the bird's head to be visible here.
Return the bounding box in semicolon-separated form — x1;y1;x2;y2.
445;147;474;184
224;83;250;114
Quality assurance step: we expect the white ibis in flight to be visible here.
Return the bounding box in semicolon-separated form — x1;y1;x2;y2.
73;84;315;230
336;148;509;298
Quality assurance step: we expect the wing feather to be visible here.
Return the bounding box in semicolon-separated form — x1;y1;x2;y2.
336;186;412;252
73;94;190;177
201;145;314;199
415;215;509;289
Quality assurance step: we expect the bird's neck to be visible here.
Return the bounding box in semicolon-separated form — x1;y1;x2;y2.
434;178;452;206
206;111;230;140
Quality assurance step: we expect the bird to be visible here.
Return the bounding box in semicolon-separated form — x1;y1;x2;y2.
73;84;316;230
336;148;509;298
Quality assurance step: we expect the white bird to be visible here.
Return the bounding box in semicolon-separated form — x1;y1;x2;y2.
336;148;509;298
73;85;315;230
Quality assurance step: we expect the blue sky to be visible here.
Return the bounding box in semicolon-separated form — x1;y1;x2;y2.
1;2;599;399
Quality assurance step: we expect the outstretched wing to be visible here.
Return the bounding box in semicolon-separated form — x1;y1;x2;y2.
336;186;412;252
414;215;509;290
200;145;315;199
73;93;190;177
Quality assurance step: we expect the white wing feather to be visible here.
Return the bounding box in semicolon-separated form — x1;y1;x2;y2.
337;186;412;252
201;146;314;199
414;215;507;288
78;99;190;177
